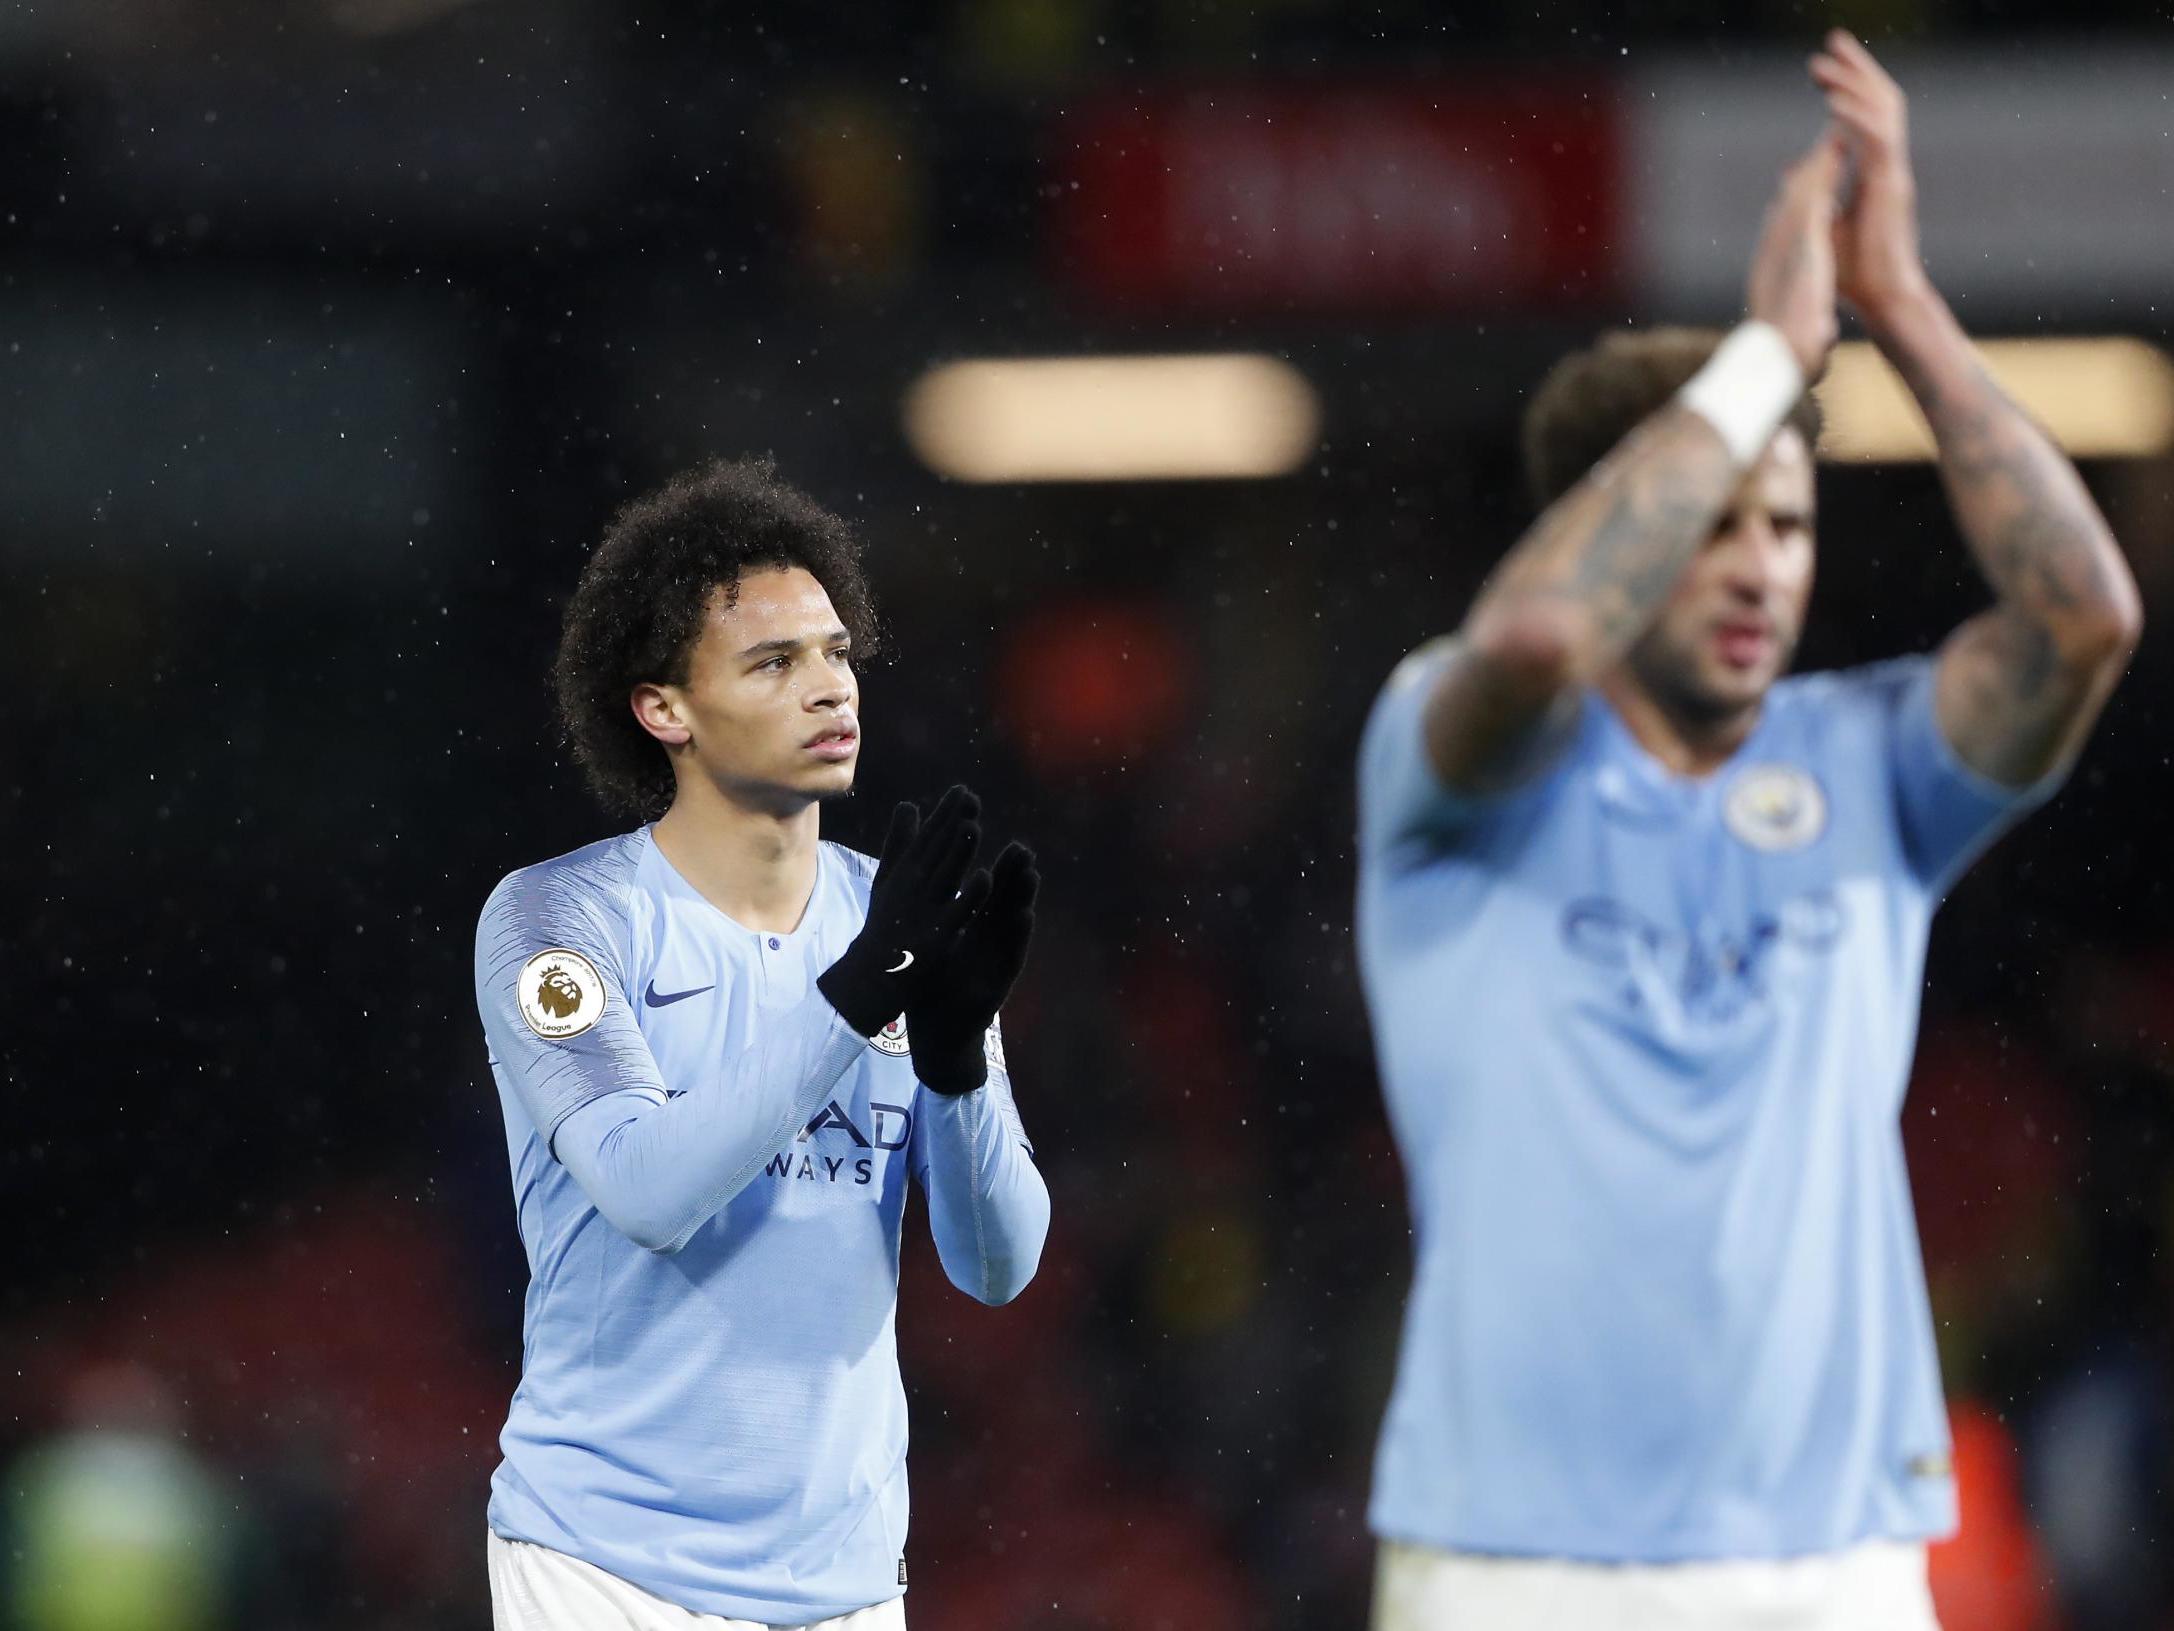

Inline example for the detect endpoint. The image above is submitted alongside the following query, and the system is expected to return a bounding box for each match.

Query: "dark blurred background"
[7,2,2174,1627]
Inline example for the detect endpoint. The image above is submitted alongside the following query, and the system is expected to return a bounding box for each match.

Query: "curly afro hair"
[1522,327,1823,514]
[553,456,881,821]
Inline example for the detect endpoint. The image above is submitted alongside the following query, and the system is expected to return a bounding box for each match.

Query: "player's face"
[667,566,861,807]
[1624,425,1816,725]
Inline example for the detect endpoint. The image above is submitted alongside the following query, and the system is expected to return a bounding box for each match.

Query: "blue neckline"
[1587,683,1785,796]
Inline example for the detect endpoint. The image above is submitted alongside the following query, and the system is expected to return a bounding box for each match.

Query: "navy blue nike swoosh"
[643,981,715,1009]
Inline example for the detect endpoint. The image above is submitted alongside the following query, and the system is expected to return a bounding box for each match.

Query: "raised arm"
[1813,32,2142,787]
[1422,136,1843,794]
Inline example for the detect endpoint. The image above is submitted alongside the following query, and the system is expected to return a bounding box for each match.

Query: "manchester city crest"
[1723,764,1827,852]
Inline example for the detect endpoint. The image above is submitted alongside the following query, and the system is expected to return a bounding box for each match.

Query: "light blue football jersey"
[1355,644,2055,1562]
[474,828,1046,1623]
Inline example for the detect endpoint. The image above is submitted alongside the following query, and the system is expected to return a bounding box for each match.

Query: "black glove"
[907,840,1040,1094]
[818,786,982,1036]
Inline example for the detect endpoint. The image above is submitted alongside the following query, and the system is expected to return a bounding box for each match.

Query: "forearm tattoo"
[1494,407,1740,660]
[1898,347,2126,639]
[1885,324,2137,779]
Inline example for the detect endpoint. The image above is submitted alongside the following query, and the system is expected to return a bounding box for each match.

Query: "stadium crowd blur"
[8,1,2174,1627]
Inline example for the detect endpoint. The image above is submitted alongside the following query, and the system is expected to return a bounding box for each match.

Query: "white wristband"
[1675,321,1805,466]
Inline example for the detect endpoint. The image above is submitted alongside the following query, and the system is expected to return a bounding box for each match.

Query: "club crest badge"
[517,948,607,1040]
[1723,764,1827,853]
[870,1015,912,1056]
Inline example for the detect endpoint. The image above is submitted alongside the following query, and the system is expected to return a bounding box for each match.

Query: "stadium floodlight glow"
[1817,336,2174,462]
[903,353,1321,483]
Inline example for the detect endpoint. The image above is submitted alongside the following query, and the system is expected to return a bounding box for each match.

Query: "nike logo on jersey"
[643,980,715,1009]
[886,951,915,973]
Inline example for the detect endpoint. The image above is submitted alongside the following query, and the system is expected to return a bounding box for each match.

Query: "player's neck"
[1599,671,1761,779]
[652,783,823,935]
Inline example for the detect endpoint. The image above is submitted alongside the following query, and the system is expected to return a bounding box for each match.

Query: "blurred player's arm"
[1420,138,1842,795]
[1428,413,1737,793]
[1900,310,2139,782]
[1813,31,2142,787]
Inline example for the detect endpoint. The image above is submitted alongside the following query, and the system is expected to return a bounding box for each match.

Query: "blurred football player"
[1356,35,2139,1630]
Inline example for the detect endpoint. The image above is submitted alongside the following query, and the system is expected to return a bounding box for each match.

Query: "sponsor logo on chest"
[762,1098,914,1187]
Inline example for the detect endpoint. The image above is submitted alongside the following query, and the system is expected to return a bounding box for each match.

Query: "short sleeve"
[1881,656,2066,892]
[1357,639,1530,861]
[475,861,671,1155]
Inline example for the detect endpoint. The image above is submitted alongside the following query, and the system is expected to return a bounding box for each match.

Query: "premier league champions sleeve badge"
[517,947,608,1040]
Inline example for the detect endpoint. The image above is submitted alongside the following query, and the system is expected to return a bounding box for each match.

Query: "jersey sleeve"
[909,1016,1033,1177]
[910,1016,1048,1305]
[1876,655,2067,892]
[978,1016,1033,1154]
[475,860,668,1154]
[1358,638,1549,863]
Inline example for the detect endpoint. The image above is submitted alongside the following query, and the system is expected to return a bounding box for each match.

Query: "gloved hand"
[907,840,1040,1094]
[818,785,982,1036]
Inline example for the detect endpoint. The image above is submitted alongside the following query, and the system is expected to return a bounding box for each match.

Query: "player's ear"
[631,682,693,747]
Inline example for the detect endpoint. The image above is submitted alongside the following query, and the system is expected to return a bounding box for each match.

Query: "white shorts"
[1372,1536,1941,1631]
[487,1531,908,1631]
